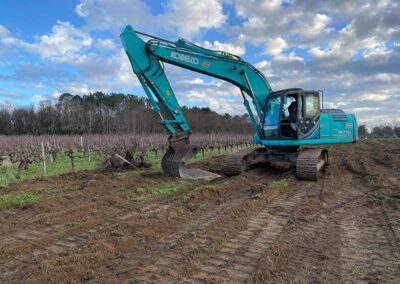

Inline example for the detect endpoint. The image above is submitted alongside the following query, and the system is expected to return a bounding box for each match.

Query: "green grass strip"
[0,192,40,207]
[128,182,186,201]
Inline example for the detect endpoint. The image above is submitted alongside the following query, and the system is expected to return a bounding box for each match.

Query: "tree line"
[358,124,400,138]
[0,92,253,135]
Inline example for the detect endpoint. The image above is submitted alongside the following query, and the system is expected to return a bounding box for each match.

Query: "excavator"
[120,25,358,181]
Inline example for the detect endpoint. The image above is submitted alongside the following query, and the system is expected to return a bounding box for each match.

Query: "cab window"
[264,96,281,138]
[301,93,320,128]
[303,94,319,118]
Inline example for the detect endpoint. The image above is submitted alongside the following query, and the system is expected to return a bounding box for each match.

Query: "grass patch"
[180,190,201,211]
[128,181,187,201]
[0,145,254,188]
[345,266,363,284]
[269,178,291,190]
[0,152,104,187]
[0,192,40,207]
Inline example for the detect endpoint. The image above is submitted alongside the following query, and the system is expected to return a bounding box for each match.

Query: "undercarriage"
[161,138,328,181]
[222,147,328,181]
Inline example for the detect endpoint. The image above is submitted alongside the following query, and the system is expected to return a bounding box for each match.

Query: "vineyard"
[0,133,253,186]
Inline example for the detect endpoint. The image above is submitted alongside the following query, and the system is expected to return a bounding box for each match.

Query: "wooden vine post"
[41,142,46,177]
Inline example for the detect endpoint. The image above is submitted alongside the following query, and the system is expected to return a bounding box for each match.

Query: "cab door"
[263,96,282,139]
[298,91,320,139]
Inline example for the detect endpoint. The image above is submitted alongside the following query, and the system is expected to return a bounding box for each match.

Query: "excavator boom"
[120,26,272,138]
[120,25,272,179]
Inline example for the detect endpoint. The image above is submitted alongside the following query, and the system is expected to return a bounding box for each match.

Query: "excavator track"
[296,148,328,181]
[222,147,328,181]
[222,147,267,176]
[161,144,221,180]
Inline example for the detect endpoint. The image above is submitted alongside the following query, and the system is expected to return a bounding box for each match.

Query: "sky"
[0,0,399,126]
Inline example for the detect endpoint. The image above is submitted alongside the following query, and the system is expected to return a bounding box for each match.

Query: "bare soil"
[0,140,399,283]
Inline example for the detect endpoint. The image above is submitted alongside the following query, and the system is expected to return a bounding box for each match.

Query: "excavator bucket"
[161,143,221,180]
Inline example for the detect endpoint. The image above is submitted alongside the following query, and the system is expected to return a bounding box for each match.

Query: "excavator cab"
[262,89,320,140]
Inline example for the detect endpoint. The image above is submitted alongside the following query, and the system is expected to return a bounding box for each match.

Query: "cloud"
[0,87,24,98]
[222,0,400,125]
[75,0,227,38]
[23,21,92,62]
[1,20,140,94]
[76,0,154,33]
[32,95,47,103]
[181,90,244,114]
[0,25,25,56]
[160,0,226,38]
[8,62,76,82]
[199,40,245,56]
[96,38,116,50]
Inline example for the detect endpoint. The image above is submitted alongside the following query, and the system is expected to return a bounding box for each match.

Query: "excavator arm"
[120,25,273,179]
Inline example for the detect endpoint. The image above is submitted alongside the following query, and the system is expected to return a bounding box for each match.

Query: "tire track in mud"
[0,196,177,280]
[117,175,290,283]
[339,147,400,283]
[2,176,265,282]
[253,170,362,283]
[33,200,176,256]
[111,189,255,280]
[0,176,235,259]
[181,184,309,283]
[248,154,369,283]
[337,147,400,283]
[0,201,172,255]
[0,204,92,250]
[340,206,400,283]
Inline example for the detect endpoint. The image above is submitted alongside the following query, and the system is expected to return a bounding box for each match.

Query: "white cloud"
[161,0,226,38]
[352,107,381,112]
[0,21,139,93]
[0,87,24,98]
[254,60,274,77]
[360,93,391,101]
[75,0,226,38]
[32,95,46,103]
[182,90,243,114]
[115,49,139,87]
[308,47,334,58]
[75,0,154,32]
[51,92,62,99]
[0,25,19,45]
[181,78,205,85]
[35,82,45,89]
[297,14,332,39]
[55,83,92,96]
[200,40,245,56]
[24,21,92,63]
[0,25,24,55]
[265,37,287,57]
[96,38,116,50]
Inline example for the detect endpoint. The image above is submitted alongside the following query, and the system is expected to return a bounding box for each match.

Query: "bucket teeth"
[161,144,220,180]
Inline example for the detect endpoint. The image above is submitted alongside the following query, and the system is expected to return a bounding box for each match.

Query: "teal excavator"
[120,26,358,180]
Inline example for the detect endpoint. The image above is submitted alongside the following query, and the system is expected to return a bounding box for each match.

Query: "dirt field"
[0,139,399,283]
